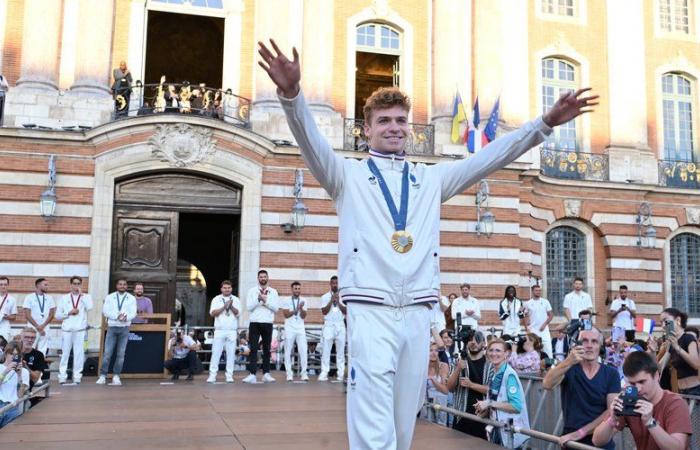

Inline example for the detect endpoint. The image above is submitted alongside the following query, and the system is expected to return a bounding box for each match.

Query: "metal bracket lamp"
[635,202,657,249]
[39,155,57,220]
[281,169,308,233]
[475,180,495,237]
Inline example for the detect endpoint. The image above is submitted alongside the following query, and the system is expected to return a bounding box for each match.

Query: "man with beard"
[242,269,279,384]
[446,330,492,440]
[23,278,56,355]
[319,275,346,381]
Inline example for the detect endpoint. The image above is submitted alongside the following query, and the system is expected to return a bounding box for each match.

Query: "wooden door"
[111,209,178,314]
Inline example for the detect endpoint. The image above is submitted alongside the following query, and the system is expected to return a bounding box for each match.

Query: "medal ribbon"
[71,294,81,310]
[366,159,409,232]
[0,293,7,313]
[37,294,46,315]
[116,293,126,312]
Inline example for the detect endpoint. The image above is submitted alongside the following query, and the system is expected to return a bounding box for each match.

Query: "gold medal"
[391,230,413,253]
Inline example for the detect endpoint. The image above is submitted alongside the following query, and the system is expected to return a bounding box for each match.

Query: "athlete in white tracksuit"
[259,39,596,450]
[282,281,308,382]
[207,280,240,383]
[56,276,93,383]
[319,276,346,381]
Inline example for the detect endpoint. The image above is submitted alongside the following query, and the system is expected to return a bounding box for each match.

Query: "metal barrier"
[424,403,601,449]
[0,381,51,422]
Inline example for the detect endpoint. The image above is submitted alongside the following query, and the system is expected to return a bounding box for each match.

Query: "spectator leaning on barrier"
[421,341,450,426]
[0,341,29,428]
[593,351,692,450]
[446,330,491,440]
[474,338,530,449]
[543,327,620,449]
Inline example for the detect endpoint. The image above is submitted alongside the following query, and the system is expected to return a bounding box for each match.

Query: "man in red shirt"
[593,351,691,450]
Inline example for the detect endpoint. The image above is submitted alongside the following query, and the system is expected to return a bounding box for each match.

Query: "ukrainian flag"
[450,92,467,144]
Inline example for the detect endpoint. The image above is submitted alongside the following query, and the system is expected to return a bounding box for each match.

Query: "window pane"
[663,99,678,158]
[662,75,674,94]
[546,227,586,315]
[542,59,555,79]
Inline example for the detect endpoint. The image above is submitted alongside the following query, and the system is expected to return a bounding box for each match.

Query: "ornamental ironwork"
[343,118,435,155]
[659,159,700,188]
[540,146,608,181]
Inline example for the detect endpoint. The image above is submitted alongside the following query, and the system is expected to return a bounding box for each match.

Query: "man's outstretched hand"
[258,39,301,99]
[543,87,599,128]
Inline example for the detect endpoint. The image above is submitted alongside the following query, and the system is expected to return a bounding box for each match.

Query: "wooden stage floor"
[1,371,500,449]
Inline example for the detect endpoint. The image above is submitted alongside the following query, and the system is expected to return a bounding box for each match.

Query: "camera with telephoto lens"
[454,313,476,358]
[566,317,593,345]
[615,385,641,417]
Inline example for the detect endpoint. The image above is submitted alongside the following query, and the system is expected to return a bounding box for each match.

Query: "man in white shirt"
[563,277,593,322]
[525,285,554,358]
[0,277,18,341]
[434,294,450,334]
[23,278,56,355]
[282,281,308,382]
[319,276,346,382]
[56,276,93,384]
[165,329,199,381]
[207,280,240,383]
[451,283,481,330]
[258,38,595,450]
[608,285,636,342]
[242,270,279,384]
[97,278,136,386]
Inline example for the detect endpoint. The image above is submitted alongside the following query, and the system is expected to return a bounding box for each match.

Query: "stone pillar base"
[605,145,658,184]
[250,100,343,149]
[4,87,114,128]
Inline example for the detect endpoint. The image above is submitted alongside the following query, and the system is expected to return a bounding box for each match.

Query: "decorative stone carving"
[564,199,582,218]
[686,207,700,225]
[371,0,390,18]
[148,124,216,167]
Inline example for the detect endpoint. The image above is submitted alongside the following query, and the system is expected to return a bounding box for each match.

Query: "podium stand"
[98,313,171,378]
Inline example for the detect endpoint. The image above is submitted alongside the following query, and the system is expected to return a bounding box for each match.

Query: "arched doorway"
[110,172,241,325]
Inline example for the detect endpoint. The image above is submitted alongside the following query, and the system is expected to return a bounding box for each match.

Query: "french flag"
[466,97,489,153]
[635,317,655,334]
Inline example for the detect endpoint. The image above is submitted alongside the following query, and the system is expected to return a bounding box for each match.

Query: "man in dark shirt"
[446,331,491,440]
[543,328,620,449]
[20,327,48,406]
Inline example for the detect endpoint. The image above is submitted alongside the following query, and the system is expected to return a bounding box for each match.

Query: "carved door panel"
[111,209,178,314]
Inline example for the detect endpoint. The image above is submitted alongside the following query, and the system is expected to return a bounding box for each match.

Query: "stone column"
[605,0,656,183]
[222,0,245,95]
[0,0,8,75]
[70,0,115,94]
[431,0,472,155]
[302,0,333,110]
[16,0,62,90]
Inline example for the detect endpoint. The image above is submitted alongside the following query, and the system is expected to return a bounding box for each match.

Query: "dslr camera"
[566,317,593,345]
[615,385,641,417]
[454,313,476,358]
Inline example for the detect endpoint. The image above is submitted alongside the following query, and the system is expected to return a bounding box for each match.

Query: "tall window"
[356,23,401,52]
[542,0,575,16]
[660,0,690,33]
[542,58,578,150]
[670,233,700,317]
[354,23,401,118]
[546,226,587,314]
[662,73,695,161]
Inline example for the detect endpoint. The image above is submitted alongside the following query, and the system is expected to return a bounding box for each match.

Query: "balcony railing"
[343,118,435,155]
[540,146,609,181]
[113,82,251,128]
[659,159,700,188]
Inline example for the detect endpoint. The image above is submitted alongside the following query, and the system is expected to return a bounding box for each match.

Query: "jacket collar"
[368,148,407,172]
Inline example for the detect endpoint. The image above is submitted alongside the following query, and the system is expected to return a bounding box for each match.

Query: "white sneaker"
[286,376,293,382]
[301,374,309,382]
[96,376,106,385]
[110,375,122,386]
[206,376,216,384]
[262,373,276,383]
[58,378,67,384]
[226,377,234,383]
[335,376,344,382]
[242,374,257,384]
[318,372,328,381]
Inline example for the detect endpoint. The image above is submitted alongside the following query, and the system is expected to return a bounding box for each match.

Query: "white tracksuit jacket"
[279,92,552,307]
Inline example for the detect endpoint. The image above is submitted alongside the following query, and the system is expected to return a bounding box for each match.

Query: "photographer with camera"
[609,285,636,343]
[543,327,620,449]
[658,308,700,395]
[499,285,525,337]
[164,329,199,381]
[593,351,691,450]
[446,330,491,440]
[563,277,593,322]
[451,283,480,330]
[509,333,544,374]
[0,341,29,428]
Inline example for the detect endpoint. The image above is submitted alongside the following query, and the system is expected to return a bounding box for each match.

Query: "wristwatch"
[646,418,658,429]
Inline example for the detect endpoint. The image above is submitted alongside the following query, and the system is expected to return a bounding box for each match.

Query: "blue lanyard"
[37,294,46,314]
[292,297,299,316]
[116,293,126,311]
[366,159,409,232]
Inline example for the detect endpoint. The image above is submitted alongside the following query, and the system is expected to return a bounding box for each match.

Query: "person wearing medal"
[0,277,18,341]
[207,280,241,383]
[257,39,598,450]
[56,276,93,384]
[23,278,56,355]
[97,278,136,386]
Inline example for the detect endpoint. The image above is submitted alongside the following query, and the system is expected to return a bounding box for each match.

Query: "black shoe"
[171,373,180,381]
[185,374,194,381]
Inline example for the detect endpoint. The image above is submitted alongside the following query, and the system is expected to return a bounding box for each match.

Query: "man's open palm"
[258,39,300,98]
[543,87,599,127]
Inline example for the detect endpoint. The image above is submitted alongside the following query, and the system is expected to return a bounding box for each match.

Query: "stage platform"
[1,371,500,449]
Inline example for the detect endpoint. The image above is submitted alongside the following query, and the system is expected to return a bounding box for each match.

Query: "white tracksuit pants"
[320,323,346,378]
[284,329,308,379]
[347,302,432,450]
[33,328,50,355]
[59,330,85,382]
[209,330,236,380]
